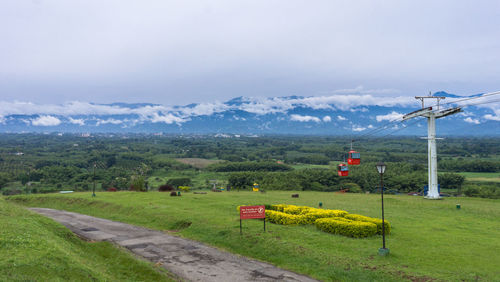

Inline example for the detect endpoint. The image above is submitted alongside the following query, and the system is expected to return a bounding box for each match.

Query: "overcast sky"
[1,0,499,106]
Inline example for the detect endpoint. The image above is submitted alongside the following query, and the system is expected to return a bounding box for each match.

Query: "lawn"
[7,191,500,281]
[458,172,500,183]
[0,197,173,281]
[148,170,229,189]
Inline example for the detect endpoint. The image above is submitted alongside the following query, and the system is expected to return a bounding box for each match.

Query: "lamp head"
[376,162,386,174]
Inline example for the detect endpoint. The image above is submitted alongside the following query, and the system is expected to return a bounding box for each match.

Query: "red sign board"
[240,205,266,219]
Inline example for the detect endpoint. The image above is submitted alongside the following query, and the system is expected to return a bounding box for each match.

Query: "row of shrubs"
[158,184,190,192]
[241,204,390,238]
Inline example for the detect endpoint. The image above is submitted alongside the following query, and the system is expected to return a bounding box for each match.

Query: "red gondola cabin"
[347,150,361,165]
[337,163,349,177]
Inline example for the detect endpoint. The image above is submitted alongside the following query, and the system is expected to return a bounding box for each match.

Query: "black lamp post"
[92,162,96,197]
[376,162,389,255]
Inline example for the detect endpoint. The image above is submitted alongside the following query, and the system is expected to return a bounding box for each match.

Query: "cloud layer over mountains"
[0,92,499,135]
[0,94,416,126]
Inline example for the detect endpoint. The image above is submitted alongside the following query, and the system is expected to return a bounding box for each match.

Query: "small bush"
[129,175,146,192]
[178,186,190,192]
[342,182,362,193]
[158,184,175,192]
[315,218,377,238]
[344,214,391,235]
[107,187,117,192]
[170,191,177,196]
[265,210,310,225]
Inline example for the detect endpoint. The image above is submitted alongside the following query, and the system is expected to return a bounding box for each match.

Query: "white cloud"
[352,125,366,132]
[337,115,347,121]
[458,111,474,117]
[481,106,500,121]
[484,114,500,121]
[68,117,85,126]
[179,102,229,116]
[149,113,187,124]
[31,115,61,126]
[237,97,296,115]
[0,93,418,123]
[350,107,369,112]
[96,118,123,126]
[464,117,481,124]
[290,114,321,123]
[376,111,404,122]
[323,116,332,122]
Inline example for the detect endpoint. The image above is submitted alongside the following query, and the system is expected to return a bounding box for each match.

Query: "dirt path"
[30,208,318,282]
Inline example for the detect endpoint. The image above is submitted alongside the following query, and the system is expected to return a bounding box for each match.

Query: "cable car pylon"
[402,94,462,199]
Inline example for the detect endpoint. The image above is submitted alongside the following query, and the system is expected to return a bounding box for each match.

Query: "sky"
[1,0,499,106]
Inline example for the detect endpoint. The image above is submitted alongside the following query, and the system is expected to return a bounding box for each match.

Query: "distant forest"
[0,134,499,198]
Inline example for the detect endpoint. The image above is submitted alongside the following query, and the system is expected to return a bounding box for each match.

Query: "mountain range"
[0,91,499,136]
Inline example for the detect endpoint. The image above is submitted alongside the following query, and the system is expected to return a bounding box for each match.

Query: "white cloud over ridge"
[464,117,480,124]
[96,118,123,126]
[376,111,404,122]
[0,94,416,120]
[352,125,366,132]
[290,114,321,123]
[31,115,61,126]
[68,117,85,126]
[0,93,498,128]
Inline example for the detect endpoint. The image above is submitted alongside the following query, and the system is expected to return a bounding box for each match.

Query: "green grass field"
[458,172,500,183]
[290,164,332,170]
[7,191,500,281]
[0,197,173,281]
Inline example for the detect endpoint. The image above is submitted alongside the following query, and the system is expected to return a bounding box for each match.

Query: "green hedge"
[344,214,391,235]
[314,218,378,238]
[258,204,391,238]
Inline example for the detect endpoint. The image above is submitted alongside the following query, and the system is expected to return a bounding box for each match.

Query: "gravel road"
[30,208,318,282]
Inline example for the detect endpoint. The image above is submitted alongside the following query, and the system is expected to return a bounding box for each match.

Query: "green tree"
[439,173,466,194]
[130,175,146,192]
[0,172,11,189]
[166,178,191,188]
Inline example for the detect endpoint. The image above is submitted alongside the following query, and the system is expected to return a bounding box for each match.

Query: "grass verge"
[0,197,174,281]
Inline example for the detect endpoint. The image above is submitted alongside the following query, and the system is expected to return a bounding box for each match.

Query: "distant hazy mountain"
[0,91,498,136]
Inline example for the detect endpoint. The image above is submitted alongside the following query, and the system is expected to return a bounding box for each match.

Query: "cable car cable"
[338,90,500,149]
[427,90,500,109]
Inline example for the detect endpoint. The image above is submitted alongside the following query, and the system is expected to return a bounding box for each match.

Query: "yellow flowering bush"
[269,204,288,212]
[315,218,378,238]
[344,214,391,235]
[282,205,313,215]
[303,210,348,223]
[265,210,310,225]
[178,186,190,192]
[239,203,390,238]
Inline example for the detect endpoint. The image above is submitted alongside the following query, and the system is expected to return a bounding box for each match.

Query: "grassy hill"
[7,191,500,281]
[0,197,173,281]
